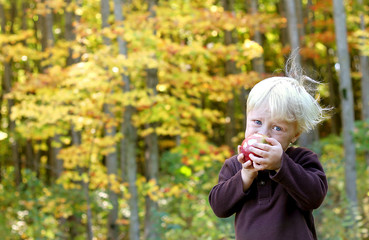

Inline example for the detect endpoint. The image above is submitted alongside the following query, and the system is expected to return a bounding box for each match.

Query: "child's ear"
[291,132,301,144]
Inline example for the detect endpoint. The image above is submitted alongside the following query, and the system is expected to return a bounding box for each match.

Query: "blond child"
[209,56,328,240]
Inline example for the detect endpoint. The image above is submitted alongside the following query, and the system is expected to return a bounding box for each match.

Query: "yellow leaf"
[168,185,181,197]
[0,131,8,141]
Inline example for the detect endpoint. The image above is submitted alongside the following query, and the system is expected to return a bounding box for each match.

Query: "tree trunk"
[144,71,160,240]
[333,0,359,229]
[35,141,42,178]
[4,63,20,185]
[144,0,160,238]
[326,48,341,135]
[54,135,63,178]
[295,0,304,40]
[284,0,300,54]
[114,0,140,239]
[82,173,94,240]
[63,3,84,238]
[284,0,316,147]
[306,0,314,35]
[277,1,288,48]
[248,0,265,74]
[45,4,54,49]
[46,137,53,184]
[25,140,34,170]
[223,0,238,148]
[100,0,120,239]
[40,0,55,52]
[246,0,264,127]
[39,0,61,182]
[21,0,28,31]
[65,0,77,65]
[121,106,139,240]
[358,0,369,120]
[0,3,3,134]
[0,2,22,186]
[358,0,369,166]
[360,58,369,122]
[144,1,160,237]
[105,124,119,240]
[20,0,35,175]
[46,136,62,183]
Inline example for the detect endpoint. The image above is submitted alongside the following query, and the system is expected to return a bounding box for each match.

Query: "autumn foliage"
[0,0,369,239]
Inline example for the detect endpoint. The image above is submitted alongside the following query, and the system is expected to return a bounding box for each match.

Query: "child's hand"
[237,145,256,169]
[248,137,283,172]
[237,145,258,191]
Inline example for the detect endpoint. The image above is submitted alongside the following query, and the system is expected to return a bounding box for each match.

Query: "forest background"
[0,0,369,239]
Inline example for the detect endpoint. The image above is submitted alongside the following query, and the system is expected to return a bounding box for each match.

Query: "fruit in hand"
[239,133,268,164]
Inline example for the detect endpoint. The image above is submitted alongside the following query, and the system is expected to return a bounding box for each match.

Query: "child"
[208,55,328,240]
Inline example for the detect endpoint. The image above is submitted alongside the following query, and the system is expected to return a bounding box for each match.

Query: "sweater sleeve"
[270,147,328,211]
[208,156,251,218]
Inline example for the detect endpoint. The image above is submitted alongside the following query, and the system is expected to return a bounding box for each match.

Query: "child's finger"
[242,160,253,168]
[252,143,268,151]
[252,161,264,170]
[237,153,244,163]
[249,146,264,157]
[265,137,279,146]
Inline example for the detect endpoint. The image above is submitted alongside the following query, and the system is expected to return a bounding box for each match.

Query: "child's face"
[245,107,300,151]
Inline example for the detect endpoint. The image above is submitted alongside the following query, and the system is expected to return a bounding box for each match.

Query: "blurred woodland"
[0,0,369,239]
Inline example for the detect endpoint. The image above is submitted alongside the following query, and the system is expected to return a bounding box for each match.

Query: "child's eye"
[273,126,282,131]
[254,120,262,125]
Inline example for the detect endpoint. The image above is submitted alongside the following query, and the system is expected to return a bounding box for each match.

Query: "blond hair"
[247,54,326,133]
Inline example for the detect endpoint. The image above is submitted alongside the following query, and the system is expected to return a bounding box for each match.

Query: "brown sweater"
[209,147,327,240]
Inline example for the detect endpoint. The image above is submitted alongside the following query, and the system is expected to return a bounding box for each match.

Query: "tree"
[223,0,239,149]
[65,0,81,66]
[326,48,342,135]
[144,0,160,239]
[2,0,369,239]
[0,2,7,184]
[285,0,320,147]
[115,0,140,239]
[357,0,369,166]
[285,0,309,145]
[63,1,84,238]
[284,0,300,57]
[0,1,21,186]
[246,0,265,130]
[332,0,359,229]
[248,0,265,74]
[100,0,120,238]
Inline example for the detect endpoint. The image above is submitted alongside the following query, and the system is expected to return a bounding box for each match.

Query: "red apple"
[239,133,268,164]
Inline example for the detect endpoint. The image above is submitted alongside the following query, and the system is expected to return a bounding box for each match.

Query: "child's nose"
[258,128,269,137]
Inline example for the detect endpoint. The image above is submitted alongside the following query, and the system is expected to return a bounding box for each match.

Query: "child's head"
[247,62,326,135]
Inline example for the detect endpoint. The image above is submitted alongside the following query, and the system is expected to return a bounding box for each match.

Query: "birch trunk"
[284,0,318,147]
[284,0,300,55]
[333,0,359,229]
